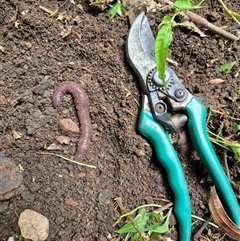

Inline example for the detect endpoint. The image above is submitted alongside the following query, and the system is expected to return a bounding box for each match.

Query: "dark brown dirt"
[0,0,240,240]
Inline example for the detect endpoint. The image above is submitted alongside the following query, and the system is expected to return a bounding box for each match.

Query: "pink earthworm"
[52,81,92,160]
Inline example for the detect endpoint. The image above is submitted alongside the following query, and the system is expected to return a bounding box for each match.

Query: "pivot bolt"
[174,89,185,98]
[155,103,165,113]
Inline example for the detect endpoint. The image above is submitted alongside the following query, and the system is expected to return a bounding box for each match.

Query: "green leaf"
[233,125,240,131]
[131,233,140,241]
[151,219,169,233]
[115,209,149,234]
[231,145,240,162]
[217,61,236,74]
[237,90,240,95]
[174,0,195,9]
[150,212,165,224]
[161,15,172,25]
[109,0,123,20]
[155,16,173,87]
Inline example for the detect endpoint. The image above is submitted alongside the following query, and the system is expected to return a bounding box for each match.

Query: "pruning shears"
[126,12,240,241]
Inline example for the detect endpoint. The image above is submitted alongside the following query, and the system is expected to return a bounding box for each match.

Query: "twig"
[37,152,96,169]
[9,5,19,23]
[39,5,56,15]
[224,25,240,32]
[223,150,230,179]
[193,215,212,240]
[153,202,174,214]
[125,109,137,117]
[185,11,239,41]
[166,0,238,40]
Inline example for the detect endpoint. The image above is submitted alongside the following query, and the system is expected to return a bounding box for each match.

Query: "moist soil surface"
[0,0,240,240]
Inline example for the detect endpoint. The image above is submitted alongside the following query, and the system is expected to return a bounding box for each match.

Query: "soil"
[0,0,240,240]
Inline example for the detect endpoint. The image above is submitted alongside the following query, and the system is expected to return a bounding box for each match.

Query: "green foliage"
[109,0,123,20]
[217,61,236,74]
[155,0,204,87]
[115,208,170,240]
[173,0,195,9]
[155,16,173,87]
[237,90,240,95]
[233,125,240,131]
[208,129,240,162]
[218,0,240,24]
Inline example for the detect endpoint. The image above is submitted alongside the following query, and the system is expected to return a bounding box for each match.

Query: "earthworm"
[52,81,92,160]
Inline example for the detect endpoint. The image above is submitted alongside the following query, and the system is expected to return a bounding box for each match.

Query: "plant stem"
[218,0,240,24]
[115,197,149,241]
[115,203,163,224]
[37,152,96,168]
[192,215,219,229]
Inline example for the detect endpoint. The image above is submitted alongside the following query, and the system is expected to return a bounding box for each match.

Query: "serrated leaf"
[155,17,173,87]
[109,0,123,20]
[174,0,195,9]
[217,61,236,74]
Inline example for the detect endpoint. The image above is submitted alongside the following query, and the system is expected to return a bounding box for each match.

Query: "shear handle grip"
[139,108,191,241]
[184,97,240,226]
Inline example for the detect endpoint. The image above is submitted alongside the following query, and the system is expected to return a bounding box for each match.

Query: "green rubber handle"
[139,109,192,241]
[184,97,240,226]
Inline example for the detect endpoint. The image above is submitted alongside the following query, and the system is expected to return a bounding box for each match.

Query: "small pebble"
[59,118,80,133]
[18,209,49,241]
[21,190,35,203]
[44,107,55,115]
[98,190,112,205]
[26,109,46,135]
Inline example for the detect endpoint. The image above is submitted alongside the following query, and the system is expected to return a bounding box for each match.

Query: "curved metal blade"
[126,12,156,94]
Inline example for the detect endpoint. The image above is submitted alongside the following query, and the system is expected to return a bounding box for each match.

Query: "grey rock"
[21,190,35,203]
[26,109,46,135]
[98,190,112,205]
[44,107,54,115]
[0,201,9,214]
[43,90,51,98]
[0,154,24,201]
[32,79,53,95]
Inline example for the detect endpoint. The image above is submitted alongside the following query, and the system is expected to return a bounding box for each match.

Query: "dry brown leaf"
[65,197,79,207]
[0,46,5,53]
[209,186,240,240]
[60,26,72,38]
[181,20,207,38]
[56,135,71,145]
[47,142,64,150]
[208,78,225,84]
[12,130,22,140]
